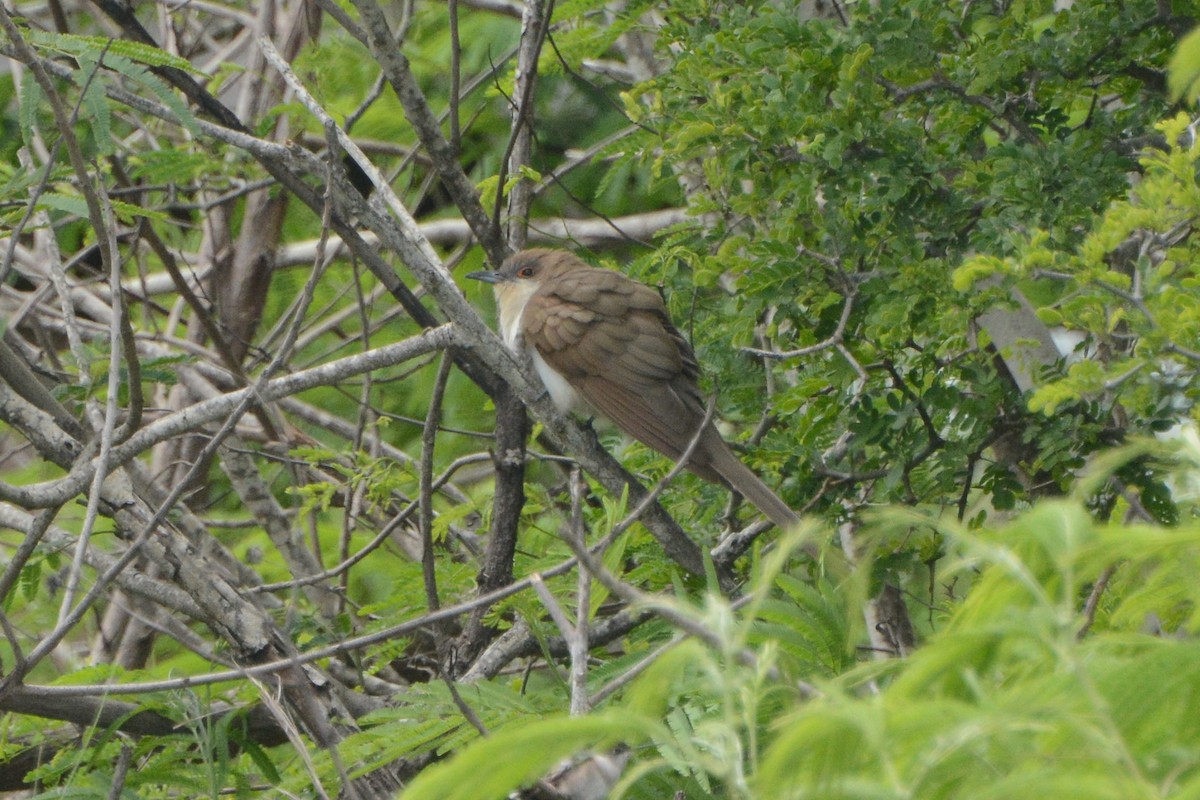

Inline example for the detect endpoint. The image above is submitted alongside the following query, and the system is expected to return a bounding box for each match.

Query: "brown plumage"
[468,248,799,531]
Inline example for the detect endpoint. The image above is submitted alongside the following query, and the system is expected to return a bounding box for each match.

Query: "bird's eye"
[517,266,534,278]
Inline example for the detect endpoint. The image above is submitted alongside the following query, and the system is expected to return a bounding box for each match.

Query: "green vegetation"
[0,0,1198,797]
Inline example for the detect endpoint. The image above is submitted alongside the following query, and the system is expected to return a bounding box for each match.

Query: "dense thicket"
[1,1,1199,797]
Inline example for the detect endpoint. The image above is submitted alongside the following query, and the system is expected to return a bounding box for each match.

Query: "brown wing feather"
[522,266,716,473]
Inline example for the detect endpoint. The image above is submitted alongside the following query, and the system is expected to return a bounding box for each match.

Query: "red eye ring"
[518,266,534,278]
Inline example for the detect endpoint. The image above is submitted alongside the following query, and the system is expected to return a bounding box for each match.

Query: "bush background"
[1,0,1200,797]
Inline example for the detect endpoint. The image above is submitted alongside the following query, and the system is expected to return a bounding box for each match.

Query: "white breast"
[530,348,582,413]
[495,285,581,413]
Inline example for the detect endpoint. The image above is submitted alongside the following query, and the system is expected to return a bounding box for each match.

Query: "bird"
[467,248,799,531]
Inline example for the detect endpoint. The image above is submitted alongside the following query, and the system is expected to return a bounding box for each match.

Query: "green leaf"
[1169,26,1200,102]
[18,69,41,147]
[80,70,114,156]
[400,713,654,800]
[26,29,197,73]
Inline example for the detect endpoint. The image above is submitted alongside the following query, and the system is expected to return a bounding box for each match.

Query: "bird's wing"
[522,268,710,463]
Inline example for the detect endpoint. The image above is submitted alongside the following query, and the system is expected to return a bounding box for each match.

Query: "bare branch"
[569,468,591,716]
[3,25,708,576]
[742,287,856,360]
[420,354,454,615]
[2,326,454,511]
[343,0,509,265]
[271,208,692,267]
[500,0,552,247]
[220,441,342,615]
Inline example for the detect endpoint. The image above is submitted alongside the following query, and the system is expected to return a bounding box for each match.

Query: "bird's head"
[466,249,587,340]
[466,248,585,287]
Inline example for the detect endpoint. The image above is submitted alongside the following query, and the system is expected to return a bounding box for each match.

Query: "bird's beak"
[466,270,504,284]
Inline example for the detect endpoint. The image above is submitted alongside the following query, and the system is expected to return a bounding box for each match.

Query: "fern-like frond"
[26,30,196,73]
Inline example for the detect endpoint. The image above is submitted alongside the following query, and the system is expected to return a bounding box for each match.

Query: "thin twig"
[442,673,490,736]
[448,0,462,157]
[589,634,685,707]
[570,467,591,716]
[420,354,455,614]
[741,287,855,359]
[1,328,455,511]
[1077,564,1117,640]
[57,172,126,626]
[251,501,416,593]
[498,0,553,247]
[105,742,133,800]
[559,522,759,670]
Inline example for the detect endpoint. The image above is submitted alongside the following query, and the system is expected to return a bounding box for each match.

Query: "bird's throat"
[494,282,539,349]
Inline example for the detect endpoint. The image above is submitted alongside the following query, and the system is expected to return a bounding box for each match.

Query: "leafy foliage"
[961,112,1200,434]
[2,0,1199,797]
[390,444,1200,798]
[635,0,1189,521]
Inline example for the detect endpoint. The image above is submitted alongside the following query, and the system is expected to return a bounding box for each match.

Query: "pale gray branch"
[1,326,455,511]
[0,504,205,621]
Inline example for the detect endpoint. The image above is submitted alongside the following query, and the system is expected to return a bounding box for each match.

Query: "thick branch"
[5,38,706,575]
[346,0,509,265]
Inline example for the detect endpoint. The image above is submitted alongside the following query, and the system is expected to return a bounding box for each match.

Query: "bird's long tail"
[700,433,799,531]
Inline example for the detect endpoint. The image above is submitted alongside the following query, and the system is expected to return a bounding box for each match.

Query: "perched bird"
[468,248,799,530]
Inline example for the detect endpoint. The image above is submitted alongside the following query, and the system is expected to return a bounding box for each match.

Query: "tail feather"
[696,432,799,531]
